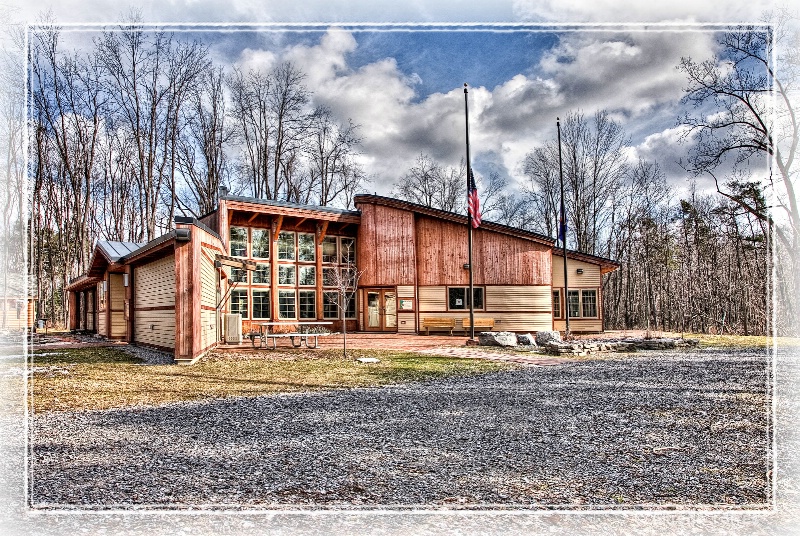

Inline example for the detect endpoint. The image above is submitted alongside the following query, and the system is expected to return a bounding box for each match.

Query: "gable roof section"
[97,240,147,262]
[553,248,621,274]
[221,194,361,223]
[353,194,556,247]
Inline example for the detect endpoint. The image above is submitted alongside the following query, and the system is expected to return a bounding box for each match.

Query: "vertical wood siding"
[415,216,551,286]
[357,204,416,286]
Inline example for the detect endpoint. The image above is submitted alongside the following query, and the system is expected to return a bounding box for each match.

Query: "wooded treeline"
[29,22,368,326]
[25,19,796,336]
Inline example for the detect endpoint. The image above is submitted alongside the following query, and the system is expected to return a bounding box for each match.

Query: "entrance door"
[365,289,397,332]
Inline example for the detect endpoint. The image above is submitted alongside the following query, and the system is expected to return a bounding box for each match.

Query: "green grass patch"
[29,347,509,413]
[688,333,797,350]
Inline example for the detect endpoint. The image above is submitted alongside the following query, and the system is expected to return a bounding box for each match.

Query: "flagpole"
[557,117,570,337]
[464,83,475,343]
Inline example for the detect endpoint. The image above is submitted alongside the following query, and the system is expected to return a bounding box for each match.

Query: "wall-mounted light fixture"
[102,280,108,292]
[463,263,471,270]
[576,268,584,274]
[123,274,129,287]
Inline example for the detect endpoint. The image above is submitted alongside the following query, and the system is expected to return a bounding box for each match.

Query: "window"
[252,263,270,284]
[230,227,247,257]
[323,267,338,287]
[552,290,562,319]
[231,289,248,319]
[278,290,296,319]
[340,237,356,264]
[323,291,355,319]
[447,287,484,310]
[277,231,295,260]
[567,290,580,318]
[299,291,316,319]
[582,290,598,318]
[251,229,270,259]
[278,265,295,285]
[298,233,315,262]
[298,266,316,286]
[230,266,247,284]
[323,291,339,319]
[322,236,337,263]
[252,290,270,319]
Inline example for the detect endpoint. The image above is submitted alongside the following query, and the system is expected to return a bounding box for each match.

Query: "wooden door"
[364,288,397,332]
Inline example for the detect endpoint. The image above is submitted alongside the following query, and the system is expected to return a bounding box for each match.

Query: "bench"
[461,317,495,332]
[421,317,455,335]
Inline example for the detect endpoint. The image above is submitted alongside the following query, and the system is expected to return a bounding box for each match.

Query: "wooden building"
[66,193,618,364]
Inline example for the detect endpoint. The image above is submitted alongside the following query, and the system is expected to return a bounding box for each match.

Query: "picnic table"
[250,321,334,350]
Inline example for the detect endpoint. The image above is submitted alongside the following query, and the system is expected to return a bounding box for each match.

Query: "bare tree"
[176,66,231,216]
[678,12,798,330]
[393,154,464,211]
[327,243,364,359]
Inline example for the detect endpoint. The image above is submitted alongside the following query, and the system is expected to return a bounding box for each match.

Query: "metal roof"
[97,241,147,262]
[221,194,361,218]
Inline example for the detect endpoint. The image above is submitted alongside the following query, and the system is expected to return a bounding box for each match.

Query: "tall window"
[278,290,296,319]
[252,290,270,319]
[323,267,338,287]
[230,227,247,257]
[322,236,337,263]
[231,289,248,319]
[298,233,315,262]
[299,291,316,319]
[448,287,484,310]
[323,292,339,319]
[567,290,580,318]
[340,237,356,264]
[230,267,247,283]
[278,265,296,285]
[252,263,270,284]
[277,232,295,260]
[553,290,561,319]
[298,266,316,286]
[251,229,270,259]
[581,290,598,317]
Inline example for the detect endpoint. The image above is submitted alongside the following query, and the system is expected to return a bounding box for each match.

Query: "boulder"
[535,330,562,346]
[479,331,517,347]
[516,333,536,346]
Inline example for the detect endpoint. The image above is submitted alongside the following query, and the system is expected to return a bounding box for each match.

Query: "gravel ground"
[28,348,771,509]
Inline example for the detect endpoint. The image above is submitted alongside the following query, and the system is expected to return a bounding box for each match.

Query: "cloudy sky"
[8,0,780,198]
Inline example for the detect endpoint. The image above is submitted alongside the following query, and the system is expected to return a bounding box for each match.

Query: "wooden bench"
[462,317,495,332]
[421,317,456,335]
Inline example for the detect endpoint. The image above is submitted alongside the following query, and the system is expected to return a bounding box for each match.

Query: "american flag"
[467,169,481,228]
[558,200,567,245]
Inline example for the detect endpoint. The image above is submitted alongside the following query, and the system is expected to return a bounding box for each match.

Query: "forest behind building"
[6,17,798,336]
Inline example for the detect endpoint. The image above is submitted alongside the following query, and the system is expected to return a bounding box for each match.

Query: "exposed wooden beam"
[316,221,329,245]
[295,217,308,229]
[228,209,234,226]
[247,212,260,223]
[271,215,284,237]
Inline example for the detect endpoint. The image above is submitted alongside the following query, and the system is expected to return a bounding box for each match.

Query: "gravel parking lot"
[29,348,771,509]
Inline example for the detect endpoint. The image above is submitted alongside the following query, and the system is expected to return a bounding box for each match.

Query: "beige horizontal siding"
[554,318,602,333]
[485,285,551,311]
[135,255,176,309]
[397,312,416,333]
[109,274,125,310]
[97,310,107,336]
[418,286,446,312]
[110,311,126,338]
[134,309,176,349]
[200,309,216,349]
[200,253,217,308]
[419,311,552,333]
[552,255,602,288]
[396,285,415,298]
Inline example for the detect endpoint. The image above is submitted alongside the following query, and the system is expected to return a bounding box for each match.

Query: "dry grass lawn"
[29,347,510,413]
